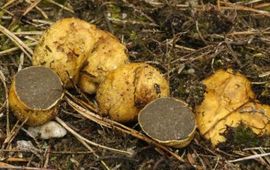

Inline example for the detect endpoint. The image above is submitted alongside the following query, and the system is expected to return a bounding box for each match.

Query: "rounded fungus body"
[9,66,63,126]
[32,18,97,87]
[79,29,129,94]
[196,69,270,146]
[96,63,170,123]
[138,97,196,148]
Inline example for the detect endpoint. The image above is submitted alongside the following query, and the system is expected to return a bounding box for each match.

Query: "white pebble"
[28,121,67,139]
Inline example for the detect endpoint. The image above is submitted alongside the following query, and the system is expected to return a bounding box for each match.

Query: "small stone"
[16,140,37,151]
[187,68,195,74]
[28,121,67,139]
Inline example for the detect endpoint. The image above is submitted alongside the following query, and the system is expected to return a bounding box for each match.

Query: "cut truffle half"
[9,66,64,126]
[138,97,196,148]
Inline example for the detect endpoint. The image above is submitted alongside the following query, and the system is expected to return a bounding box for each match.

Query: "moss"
[130,31,138,41]
[222,123,268,147]
[107,4,122,19]
[231,125,260,146]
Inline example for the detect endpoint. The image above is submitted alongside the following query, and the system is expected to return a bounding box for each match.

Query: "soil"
[0,0,270,169]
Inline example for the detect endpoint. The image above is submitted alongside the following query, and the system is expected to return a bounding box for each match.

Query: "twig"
[2,119,28,149]
[258,148,270,166]
[65,96,186,162]
[72,131,110,170]
[107,18,158,27]
[2,0,16,9]
[0,24,33,59]
[0,42,37,57]
[18,53,24,72]
[31,19,53,26]
[122,0,157,24]
[167,38,195,52]
[65,91,98,113]
[35,6,49,19]
[228,152,270,163]
[46,0,74,13]
[0,31,43,36]
[0,165,55,170]
[250,150,269,167]
[254,3,270,9]
[228,31,270,36]
[221,2,270,17]
[55,117,110,170]
[0,71,9,136]
[0,9,13,17]
[55,117,133,156]
[213,156,220,170]
[192,146,207,169]
[259,71,270,78]
[43,146,50,168]
[217,0,221,11]
[225,41,242,67]
[0,149,95,154]
[23,0,42,17]
[244,147,270,151]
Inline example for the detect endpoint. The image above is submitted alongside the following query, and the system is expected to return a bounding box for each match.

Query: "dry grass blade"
[0,31,43,36]
[107,18,158,27]
[2,119,28,149]
[65,96,185,163]
[65,91,98,113]
[46,0,74,13]
[221,1,270,17]
[23,0,42,16]
[0,24,33,59]
[0,165,55,170]
[244,147,270,151]
[0,42,37,57]
[2,0,16,9]
[0,70,9,135]
[55,117,133,156]
[56,117,110,170]
[229,152,270,163]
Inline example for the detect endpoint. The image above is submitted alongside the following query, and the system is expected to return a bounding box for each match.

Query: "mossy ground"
[0,0,270,169]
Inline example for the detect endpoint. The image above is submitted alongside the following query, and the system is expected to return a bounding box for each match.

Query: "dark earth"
[1,0,270,169]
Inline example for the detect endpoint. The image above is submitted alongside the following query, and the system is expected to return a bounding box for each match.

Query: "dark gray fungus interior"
[139,97,195,141]
[15,67,63,109]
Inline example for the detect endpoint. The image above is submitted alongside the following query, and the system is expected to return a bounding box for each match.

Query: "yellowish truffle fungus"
[9,66,63,126]
[138,97,196,148]
[32,18,97,87]
[96,63,170,123]
[79,29,129,94]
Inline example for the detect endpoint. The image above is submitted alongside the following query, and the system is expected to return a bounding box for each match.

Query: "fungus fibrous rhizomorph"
[9,66,63,126]
[138,97,196,148]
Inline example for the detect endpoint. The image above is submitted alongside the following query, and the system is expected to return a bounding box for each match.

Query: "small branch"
[229,152,270,163]
[107,18,158,27]
[46,0,74,13]
[0,42,37,57]
[23,0,42,17]
[0,71,9,136]
[66,96,185,163]
[56,116,110,169]
[0,24,33,59]
[55,117,133,156]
